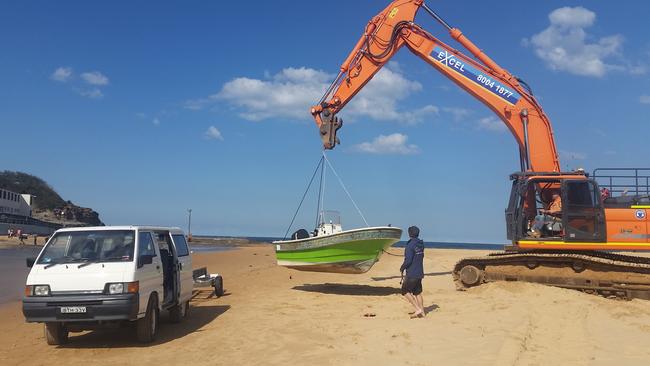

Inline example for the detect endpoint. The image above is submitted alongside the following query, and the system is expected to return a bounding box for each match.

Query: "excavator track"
[453,250,650,300]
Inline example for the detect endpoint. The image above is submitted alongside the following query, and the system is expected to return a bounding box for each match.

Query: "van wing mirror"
[137,255,154,268]
[26,257,36,268]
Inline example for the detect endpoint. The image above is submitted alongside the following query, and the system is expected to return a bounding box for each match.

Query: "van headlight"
[25,285,50,297]
[108,283,124,294]
[105,281,139,294]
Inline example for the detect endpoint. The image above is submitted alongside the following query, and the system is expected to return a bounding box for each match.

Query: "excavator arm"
[311,0,560,173]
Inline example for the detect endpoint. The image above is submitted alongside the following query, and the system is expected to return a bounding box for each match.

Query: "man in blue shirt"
[400,226,425,318]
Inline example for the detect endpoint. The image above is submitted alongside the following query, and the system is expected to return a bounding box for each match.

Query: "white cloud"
[184,97,217,111]
[524,7,626,77]
[560,150,588,160]
[204,126,223,141]
[51,68,109,99]
[213,67,329,121]
[152,118,160,126]
[343,62,438,124]
[477,116,507,132]
[351,133,419,155]
[548,6,595,28]
[78,88,103,99]
[442,107,472,121]
[51,67,72,82]
[640,95,650,104]
[81,71,109,86]
[200,62,437,123]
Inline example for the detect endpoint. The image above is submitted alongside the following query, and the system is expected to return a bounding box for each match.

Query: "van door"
[135,231,163,315]
[562,180,606,242]
[171,233,193,303]
[154,231,178,307]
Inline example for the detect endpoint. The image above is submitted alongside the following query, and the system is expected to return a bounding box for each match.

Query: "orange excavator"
[310,0,650,299]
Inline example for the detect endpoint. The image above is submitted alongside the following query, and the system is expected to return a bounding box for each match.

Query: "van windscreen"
[38,230,136,265]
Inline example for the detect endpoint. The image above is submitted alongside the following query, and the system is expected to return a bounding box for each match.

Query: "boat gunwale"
[272,226,402,245]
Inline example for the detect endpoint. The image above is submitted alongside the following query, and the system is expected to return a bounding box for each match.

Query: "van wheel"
[169,300,189,323]
[214,276,224,297]
[136,295,159,343]
[45,322,68,345]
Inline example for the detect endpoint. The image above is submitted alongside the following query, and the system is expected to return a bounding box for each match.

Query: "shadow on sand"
[371,271,452,282]
[59,304,230,348]
[293,283,401,296]
[424,304,440,313]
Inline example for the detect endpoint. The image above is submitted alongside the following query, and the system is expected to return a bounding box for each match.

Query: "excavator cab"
[506,172,606,244]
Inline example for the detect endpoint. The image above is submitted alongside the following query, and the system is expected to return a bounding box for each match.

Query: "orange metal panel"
[605,208,648,243]
[518,240,650,251]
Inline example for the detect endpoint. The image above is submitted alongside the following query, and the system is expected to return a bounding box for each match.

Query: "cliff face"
[0,171,104,226]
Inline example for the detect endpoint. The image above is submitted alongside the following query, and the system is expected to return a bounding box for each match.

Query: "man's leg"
[403,292,419,312]
[406,293,423,317]
[401,278,419,313]
[415,294,424,314]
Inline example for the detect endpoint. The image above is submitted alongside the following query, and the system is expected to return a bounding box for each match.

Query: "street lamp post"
[187,208,193,242]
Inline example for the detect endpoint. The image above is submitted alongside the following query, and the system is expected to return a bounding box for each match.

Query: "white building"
[0,188,33,217]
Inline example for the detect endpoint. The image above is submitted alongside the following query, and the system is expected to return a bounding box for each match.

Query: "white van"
[22,226,194,345]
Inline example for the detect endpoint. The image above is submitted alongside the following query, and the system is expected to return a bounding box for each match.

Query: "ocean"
[197,236,506,251]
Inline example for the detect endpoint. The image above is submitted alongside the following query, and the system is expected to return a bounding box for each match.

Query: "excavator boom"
[311,0,560,172]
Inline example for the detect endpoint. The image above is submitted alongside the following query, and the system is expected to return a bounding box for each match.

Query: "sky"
[1,1,649,243]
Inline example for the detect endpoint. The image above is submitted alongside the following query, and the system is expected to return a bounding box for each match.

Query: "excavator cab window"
[505,180,525,241]
[506,179,559,241]
[507,177,569,241]
[561,180,606,242]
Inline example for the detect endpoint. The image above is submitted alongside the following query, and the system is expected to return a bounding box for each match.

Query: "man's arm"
[400,241,414,273]
[547,199,562,215]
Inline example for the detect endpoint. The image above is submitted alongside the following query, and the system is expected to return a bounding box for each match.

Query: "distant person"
[601,188,611,201]
[17,229,24,245]
[400,226,425,318]
[529,192,562,237]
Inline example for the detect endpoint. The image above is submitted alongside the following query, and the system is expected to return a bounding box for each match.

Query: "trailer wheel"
[136,294,159,343]
[214,275,224,297]
[44,322,68,345]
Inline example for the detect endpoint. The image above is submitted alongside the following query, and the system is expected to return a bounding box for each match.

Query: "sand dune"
[1,246,650,365]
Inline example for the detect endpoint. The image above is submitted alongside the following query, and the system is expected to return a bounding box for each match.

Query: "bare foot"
[410,311,424,319]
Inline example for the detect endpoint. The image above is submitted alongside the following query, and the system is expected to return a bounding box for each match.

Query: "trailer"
[192,267,224,297]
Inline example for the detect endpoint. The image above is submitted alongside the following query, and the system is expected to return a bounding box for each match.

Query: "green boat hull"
[274,227,402,274]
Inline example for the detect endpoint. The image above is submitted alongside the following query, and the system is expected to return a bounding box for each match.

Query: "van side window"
[172,235,190,257]
[138,232,157,257]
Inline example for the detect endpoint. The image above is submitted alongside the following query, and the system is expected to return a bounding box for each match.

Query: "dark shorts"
[401,277,423,295]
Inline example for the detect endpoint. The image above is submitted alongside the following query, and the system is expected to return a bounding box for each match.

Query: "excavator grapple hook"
[319,109,343,150]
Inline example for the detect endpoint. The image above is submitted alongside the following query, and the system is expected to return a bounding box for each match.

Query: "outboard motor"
[291,229,310,240]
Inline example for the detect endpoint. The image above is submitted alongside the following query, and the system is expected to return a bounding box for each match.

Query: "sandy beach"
[1,244,650,366]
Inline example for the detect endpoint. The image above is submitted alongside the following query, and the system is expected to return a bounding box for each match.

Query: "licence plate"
[60,306,87,314]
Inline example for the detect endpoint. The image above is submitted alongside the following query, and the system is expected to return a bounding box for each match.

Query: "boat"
[274,211,402,274]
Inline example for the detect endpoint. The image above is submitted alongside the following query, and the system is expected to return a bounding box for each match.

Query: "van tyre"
[137,295,159,343]
[44,322,68,345]
[169,300,190,323]
[214,275,224,297]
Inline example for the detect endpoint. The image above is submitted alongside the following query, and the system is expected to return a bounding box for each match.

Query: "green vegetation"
[0,171,66,209]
